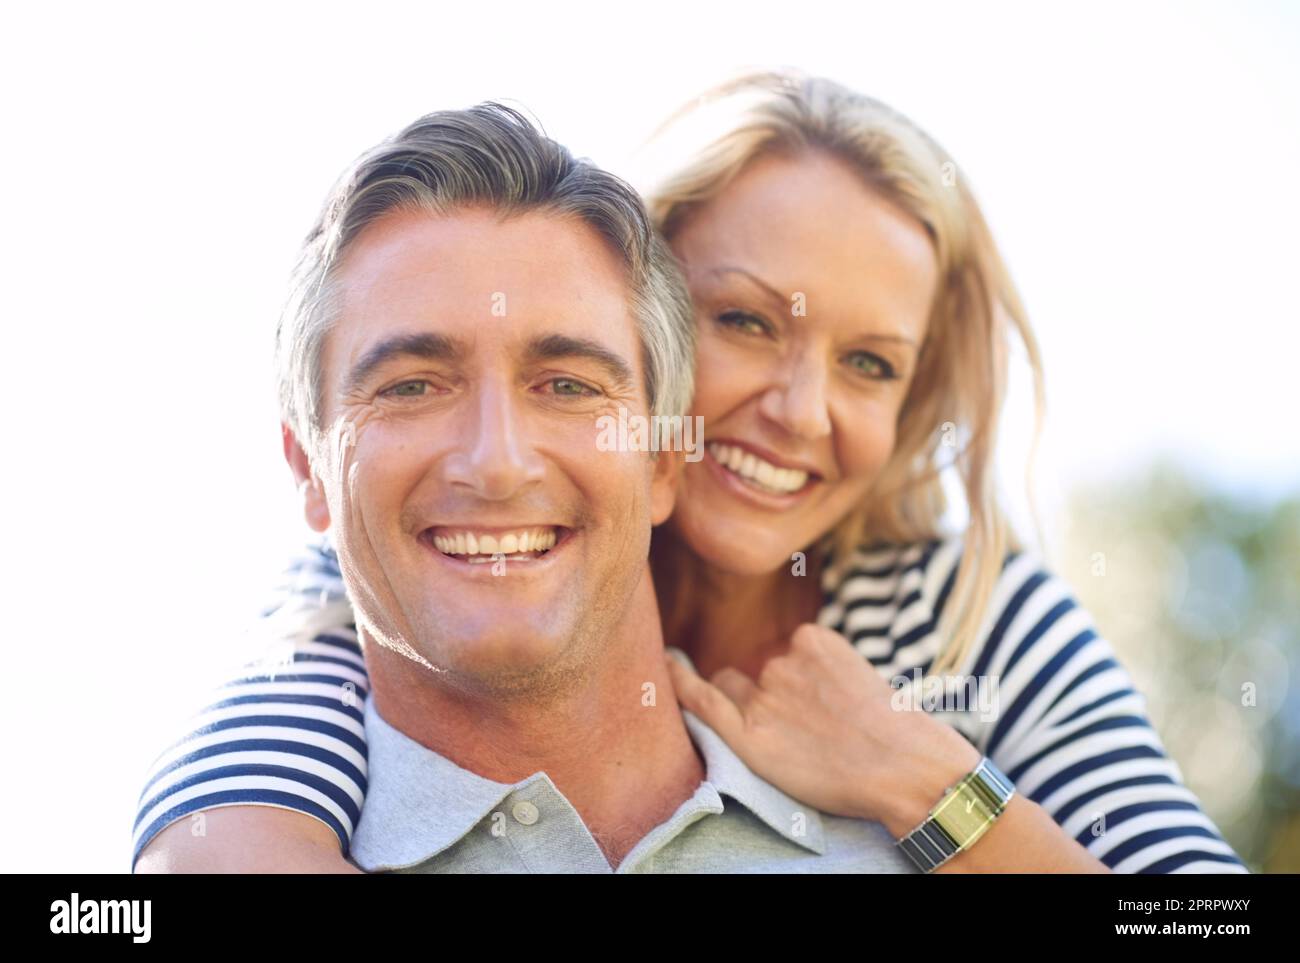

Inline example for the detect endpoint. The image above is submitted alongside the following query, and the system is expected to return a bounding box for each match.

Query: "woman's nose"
[759,349,833,440]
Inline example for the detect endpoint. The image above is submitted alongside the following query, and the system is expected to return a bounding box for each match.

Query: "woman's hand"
[665,622,983,837]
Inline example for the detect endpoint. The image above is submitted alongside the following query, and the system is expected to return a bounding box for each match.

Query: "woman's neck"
[651,525,826,681]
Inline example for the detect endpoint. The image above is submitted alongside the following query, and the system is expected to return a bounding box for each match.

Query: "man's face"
[297,206,677,696]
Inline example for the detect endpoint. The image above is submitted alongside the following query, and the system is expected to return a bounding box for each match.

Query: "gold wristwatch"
[895,756,1015,873]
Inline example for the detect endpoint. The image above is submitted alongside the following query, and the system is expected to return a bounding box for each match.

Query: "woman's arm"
[665,542,1250,873]
[667,627,1109,871]
[135,805,362,873]
[132,536,371,873]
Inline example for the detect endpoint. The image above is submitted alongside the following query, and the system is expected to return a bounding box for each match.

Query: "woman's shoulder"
[819,533,961,594]
[261,533,345,612]
[816,530,1064,673]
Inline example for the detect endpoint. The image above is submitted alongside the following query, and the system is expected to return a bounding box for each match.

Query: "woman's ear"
[281,422,331,533]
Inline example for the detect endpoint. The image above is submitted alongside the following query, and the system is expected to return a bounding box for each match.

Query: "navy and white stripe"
[132,533,1249,872]
[817,535,1248,873]
[132,539,367,870]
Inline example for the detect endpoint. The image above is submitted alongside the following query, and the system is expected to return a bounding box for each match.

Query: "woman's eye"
[845,352,897,380]
[717,310,770,336]
[545,377,600,397]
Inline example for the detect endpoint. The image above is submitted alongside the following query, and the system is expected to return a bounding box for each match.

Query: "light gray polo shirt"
[350,654,919,874]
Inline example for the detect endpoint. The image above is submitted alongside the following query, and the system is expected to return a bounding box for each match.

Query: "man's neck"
[361,564,706,870]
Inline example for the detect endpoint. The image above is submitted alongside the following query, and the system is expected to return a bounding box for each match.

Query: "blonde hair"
[638,69,1047,675]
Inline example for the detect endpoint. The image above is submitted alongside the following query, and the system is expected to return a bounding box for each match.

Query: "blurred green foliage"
[1057,458,1300,872]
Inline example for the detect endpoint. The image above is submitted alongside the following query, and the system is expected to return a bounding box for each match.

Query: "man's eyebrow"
[345,331,468,393]
[713,264,918,348]
[524,333,635,391]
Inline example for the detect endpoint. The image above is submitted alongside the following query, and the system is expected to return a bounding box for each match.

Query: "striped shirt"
[131,533,1250,873]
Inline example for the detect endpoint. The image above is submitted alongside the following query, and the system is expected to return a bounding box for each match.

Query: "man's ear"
[281,422,331,533]
[649,445,685,527]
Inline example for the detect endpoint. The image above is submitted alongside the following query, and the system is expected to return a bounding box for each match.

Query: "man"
[142,103,916,872]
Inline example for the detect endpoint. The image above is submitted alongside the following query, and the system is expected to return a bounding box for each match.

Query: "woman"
[133,71,1248,873]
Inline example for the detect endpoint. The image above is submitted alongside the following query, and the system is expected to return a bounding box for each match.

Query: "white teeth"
[706,442,811,494]
[433,527,559,558]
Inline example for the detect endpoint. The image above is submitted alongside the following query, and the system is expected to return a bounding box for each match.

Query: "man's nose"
[758,346,833,440]
[444,381,545,499]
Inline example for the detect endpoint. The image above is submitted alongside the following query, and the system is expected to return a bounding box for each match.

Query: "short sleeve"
[131,535,369,871]
[958,545,1249,873]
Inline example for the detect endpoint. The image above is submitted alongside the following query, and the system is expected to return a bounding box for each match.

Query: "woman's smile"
[701,438,822,509]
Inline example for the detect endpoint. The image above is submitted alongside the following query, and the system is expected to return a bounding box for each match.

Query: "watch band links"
[896,755,1015,873]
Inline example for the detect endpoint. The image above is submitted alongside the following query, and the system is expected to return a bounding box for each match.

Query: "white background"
[1,0,1296,872]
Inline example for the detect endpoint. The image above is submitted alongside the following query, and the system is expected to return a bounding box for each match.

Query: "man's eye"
[546,377,600,397]
[845,352,897,380]
[717,310,770,336]
[382,380,430,398]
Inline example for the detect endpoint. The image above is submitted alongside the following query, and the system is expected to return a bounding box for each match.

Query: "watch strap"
[896,755,1015,873]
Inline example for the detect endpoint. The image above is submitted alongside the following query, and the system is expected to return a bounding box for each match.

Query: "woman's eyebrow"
[709,265,788,306]
[855,332,918,347]
[711,265,919,348]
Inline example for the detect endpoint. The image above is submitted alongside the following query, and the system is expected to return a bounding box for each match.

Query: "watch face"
[934,791,996,840]
[933,767,1009,841]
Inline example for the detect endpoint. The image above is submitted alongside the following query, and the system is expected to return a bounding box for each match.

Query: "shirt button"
[512,801,540,826]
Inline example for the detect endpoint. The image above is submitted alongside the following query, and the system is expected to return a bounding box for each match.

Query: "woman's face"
[667,147,939,575]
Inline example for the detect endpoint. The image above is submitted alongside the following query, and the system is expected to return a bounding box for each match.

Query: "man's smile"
[430,525,560,559]
[417,524,578,574]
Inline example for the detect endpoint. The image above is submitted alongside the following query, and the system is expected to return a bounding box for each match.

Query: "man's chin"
[408,616,587,688]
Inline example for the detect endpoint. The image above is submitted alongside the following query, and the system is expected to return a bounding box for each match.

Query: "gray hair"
[276,102,695,455]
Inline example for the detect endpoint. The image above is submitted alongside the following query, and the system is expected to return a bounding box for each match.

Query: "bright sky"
[2,0,1296,872]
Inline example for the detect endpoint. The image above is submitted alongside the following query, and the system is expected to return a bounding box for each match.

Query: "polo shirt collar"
[669,647,826,855]
[351,694,518,871]
[351,656,826,872]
